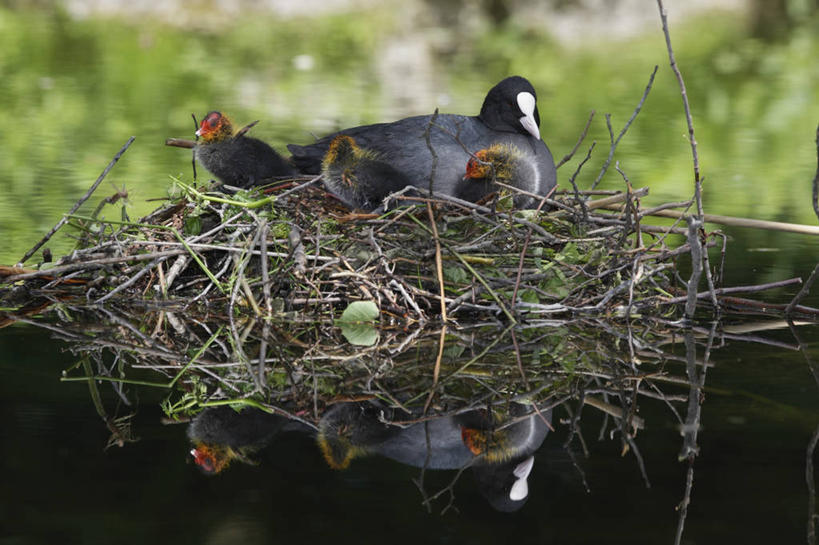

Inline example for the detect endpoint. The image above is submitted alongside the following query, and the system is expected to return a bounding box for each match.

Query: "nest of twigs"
[0,174,695,325]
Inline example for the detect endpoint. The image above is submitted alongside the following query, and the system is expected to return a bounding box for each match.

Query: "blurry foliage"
[0,5,817,285]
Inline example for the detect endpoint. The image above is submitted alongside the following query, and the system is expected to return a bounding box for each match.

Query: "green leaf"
[555,242,581,264]
[519,289,540,304]
[336,301,379,346]
[443,265,468,284]
[184,215,202,236]
[337,300,379,322]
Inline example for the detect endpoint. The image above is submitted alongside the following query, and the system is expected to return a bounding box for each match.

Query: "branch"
[18,136,136,265]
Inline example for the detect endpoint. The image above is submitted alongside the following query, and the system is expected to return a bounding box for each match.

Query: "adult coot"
[317,400,551,511]
[321,135,413,211]
[287,76,556,205]
[195,111,295,188]
[459,143,542,208]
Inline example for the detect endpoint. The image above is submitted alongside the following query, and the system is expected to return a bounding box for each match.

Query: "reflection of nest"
[34,305,709,463]
[8,296,817,513]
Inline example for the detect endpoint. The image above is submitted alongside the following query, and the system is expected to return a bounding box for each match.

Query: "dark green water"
[1,4,818,544]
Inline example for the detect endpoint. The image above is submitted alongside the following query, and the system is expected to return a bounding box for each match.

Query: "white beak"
[509,455,535,501]
[517,91,540,140]
[195,128,202,137]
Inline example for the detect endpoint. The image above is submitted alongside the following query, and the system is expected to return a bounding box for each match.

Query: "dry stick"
[684,217,704,319]
[568,142,597,221]
[426,203,448,322]
[191,113,199,181]
[661,277,803,305]
[603,207,819,236]
[585,187,649,210]
[4,249,188,283]
[807,424,819,545]
[18,136,136,266]
[165,138,196,149]
[590,66,657,190]
[511,185,557,306]
[657,0,719,313]
[556,110,595,169]
[786,263,819,315]
[422,326,447,415]
[812,123,819,222]
[260,220,272,316]
[424,108,440,196]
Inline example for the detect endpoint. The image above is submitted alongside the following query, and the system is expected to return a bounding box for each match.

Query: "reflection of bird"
[321,135,412,211]
[459,143,542,208]
[187,406,310,475]
[288,76,556,204]
[194,111,295,187]
[317,401,551,511]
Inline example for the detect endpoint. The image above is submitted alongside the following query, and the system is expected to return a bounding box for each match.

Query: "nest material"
[0,177,689,324]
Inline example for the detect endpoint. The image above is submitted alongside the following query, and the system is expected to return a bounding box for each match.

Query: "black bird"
[195,111,295,188]
[287,76,556,206]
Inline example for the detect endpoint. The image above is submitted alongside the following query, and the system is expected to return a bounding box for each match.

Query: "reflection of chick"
[321,135,412,211]
[317,402,399,470]
[460,143,541,208]
[187,406,310,475]
[194,111,295,187]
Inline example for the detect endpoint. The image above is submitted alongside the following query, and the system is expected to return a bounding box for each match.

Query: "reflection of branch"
[807,424,818,545]
[674,324,715,544]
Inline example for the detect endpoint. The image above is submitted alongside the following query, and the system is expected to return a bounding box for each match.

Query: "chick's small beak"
[195,128,203,137]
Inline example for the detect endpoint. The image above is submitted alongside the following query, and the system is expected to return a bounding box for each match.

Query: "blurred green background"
[0,0,817,268]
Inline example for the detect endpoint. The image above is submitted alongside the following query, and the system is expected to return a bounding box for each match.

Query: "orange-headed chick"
[460,143,541,208]
[320,135,412,211]
[195,111,295,188]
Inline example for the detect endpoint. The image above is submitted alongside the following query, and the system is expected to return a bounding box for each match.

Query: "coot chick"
[195,111,295,188]
[187,406,312,474]
[459,143,541,208]
[287,76,556,203]
[321,135,412,211]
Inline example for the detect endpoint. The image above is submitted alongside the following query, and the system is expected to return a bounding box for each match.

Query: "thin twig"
[591,67,657,190]
[18,136,136,265]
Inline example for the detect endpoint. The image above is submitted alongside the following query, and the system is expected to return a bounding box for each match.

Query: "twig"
[424,108,440,196]
[657,0,719,313]
[556,110,595,169]
[568,142,596,221]
[165,138,196,149]
[786,264,819,315]
[18,136,136,265]
[426,203,448,322]
[591,67,657,190]
[813,123,819,223]
[684,217,703,319]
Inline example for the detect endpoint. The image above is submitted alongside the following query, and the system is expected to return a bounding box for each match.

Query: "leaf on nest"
[336,300,379,346]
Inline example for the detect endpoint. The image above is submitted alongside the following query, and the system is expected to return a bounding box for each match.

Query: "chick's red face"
[195,111,228,141]
[464,150,491,180]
